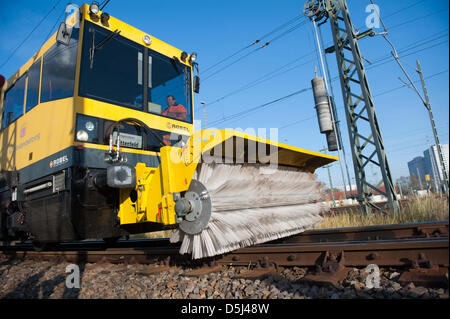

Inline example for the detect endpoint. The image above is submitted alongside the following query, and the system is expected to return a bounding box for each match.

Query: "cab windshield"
[79,21,192,123]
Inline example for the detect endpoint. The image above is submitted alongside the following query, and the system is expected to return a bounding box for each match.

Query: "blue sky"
[0,0,448,188]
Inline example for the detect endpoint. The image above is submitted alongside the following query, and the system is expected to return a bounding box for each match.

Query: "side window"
[40,28,79,103]
[2,75,26,129]
[148,52,192,123]
[26,58,41,112]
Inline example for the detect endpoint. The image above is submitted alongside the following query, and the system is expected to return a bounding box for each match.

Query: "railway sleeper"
[233,257,280,280]
[300,250,351,287]
[398,252,449,288]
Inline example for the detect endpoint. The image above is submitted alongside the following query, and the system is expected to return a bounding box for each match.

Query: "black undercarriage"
[0,166,153,244]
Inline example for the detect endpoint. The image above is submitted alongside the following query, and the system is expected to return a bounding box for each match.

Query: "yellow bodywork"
[0,3,338,233]
[1,3,194,172]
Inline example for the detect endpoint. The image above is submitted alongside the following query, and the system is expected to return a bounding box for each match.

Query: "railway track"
[2,237,446,267]
[279,220,449,243]
[1,221,448,289]
[1,221,448,267]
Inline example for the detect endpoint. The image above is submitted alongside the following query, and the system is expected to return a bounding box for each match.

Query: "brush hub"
[185,192,203,222]
[178,180,212,235]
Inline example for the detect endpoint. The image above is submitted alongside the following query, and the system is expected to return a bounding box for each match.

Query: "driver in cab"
[162,95,187,121]
[161,95,187,145]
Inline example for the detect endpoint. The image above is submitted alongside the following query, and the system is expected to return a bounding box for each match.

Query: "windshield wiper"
[170,56,182,75]
[89,28,121,69]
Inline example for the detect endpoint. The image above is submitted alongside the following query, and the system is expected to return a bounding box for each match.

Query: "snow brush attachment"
[170,163,328,259]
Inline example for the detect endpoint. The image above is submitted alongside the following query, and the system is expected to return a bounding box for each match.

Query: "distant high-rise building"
[423,144,449,182]
[408,156,426,180]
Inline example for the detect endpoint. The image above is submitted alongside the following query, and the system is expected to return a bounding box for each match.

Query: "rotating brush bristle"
[170,163,328,259]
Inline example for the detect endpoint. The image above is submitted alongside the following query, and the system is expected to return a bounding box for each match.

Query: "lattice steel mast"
[304,0,399,213]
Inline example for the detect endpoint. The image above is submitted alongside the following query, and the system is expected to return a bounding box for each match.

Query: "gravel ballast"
[0,258,448,299]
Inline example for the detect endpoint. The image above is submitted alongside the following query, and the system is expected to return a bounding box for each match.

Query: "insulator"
[311,77,333,133]
[326,130,339,151]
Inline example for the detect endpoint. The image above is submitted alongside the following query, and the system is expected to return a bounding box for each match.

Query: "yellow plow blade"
[192,129,337,171]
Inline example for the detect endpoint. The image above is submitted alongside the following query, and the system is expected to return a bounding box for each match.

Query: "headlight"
[76,130,89,141]
[89,2,100,14]
[85,121,95,131]
[107,164,136,188]
[76,114,99,143]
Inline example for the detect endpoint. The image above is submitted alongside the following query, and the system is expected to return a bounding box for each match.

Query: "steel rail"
[218,237,449,267]
[1,237,447,268]
[278,220,448,243]
[0,220,449,250]
[1,220,447,251]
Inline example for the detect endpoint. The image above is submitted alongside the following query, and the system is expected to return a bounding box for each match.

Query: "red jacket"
[162,104,187,145]
[162,104,187,121]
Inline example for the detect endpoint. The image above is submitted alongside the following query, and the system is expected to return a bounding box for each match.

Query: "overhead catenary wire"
[198,4,446,116]
[388,8,448,32]
[322,35,449,89]
[208,87,311,127]
[369,0,449,196]
[0,0,64,70]
[197,52,314,111]
[374,69,449,97]
[199,2,447,167]
[202,39,448,137]
[199,27,447,116]
[368,0,421,95]
[100,0,111,10]
[202,18,307,82]
[366,30,448,68]
[41,6,66,47]
[199,1,439,198]
[205,35,448,130]
[384,123,449,141]
[382,0,426,20]
[202,47,261,82]
[385,126,449,149]
[277,69,449,132]
[202,15,304,75]
[211,21,444,191]
[305,17,321,75]
[352,0,427,34]
[278,114,317,130]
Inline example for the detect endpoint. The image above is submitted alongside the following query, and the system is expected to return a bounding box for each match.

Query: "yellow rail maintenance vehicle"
[0,3,337,257]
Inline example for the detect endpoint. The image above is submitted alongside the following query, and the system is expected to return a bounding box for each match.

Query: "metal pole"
[416,60,449,198]
[327,164,336,207]
[320,147,336,207]
[312,19,348,199]
[427,136,440,193]
[317,23,354,199]
[320,0,399,213]
[200,101,208,129]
